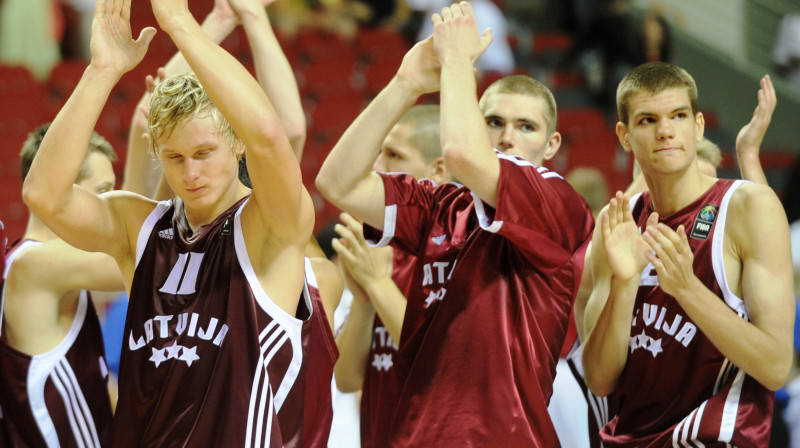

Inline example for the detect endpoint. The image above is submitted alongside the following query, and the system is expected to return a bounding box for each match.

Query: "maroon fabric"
[601,179,774,448]
[112,197,314,447]
[365,153,594,447]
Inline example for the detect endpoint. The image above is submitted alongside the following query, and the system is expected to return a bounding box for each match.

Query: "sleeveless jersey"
[112,197,322,447]
[300,258,338,447]
[0,240,113,447]
[600,179,774,448]
[359,251,414,448]
[364,152,594,447]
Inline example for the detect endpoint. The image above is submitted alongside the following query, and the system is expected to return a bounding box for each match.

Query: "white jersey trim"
[28,291,101,447]
[367,204,397,247]
[711,180,748,318]
[136,201,171,268]
[1,240,42,334]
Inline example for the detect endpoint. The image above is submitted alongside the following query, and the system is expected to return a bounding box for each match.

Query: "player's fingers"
[431,12,442,26]
[441,5,453,21]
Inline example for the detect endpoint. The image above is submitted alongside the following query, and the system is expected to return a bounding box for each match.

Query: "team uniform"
[0,239,113,447]
[600,179,773,448]
[364,152,594,446]
[111,197,328,447]
[359,251,415,448]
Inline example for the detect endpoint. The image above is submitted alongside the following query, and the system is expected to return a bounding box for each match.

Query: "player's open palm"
[643,223,697,299]
[90,0,155,76]
[431,2,492,66]
[397,36,441,96]
[601,192,651,282]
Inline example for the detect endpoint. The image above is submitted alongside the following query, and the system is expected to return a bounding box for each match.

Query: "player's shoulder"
[727,181,782,217]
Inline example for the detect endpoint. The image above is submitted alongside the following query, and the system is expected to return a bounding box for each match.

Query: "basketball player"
[22,0,317,446]
[316,3,593,445]
[581,61,794,447]
[568,73,778,448]
[0,125,123,447]
[332,104,448,448]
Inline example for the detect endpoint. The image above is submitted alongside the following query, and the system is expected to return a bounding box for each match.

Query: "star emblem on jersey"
[424,287,446,308]
[149,344,200,367]
[629,330,664,358]
[371,353,393,372]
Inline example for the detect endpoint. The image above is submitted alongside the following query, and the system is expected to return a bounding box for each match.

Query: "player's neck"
[182,183,249,233]
[644,167,716,217]
[23,215,57,242]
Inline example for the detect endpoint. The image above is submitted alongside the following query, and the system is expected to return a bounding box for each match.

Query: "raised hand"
[736,75,777,158]
[430,2,492,66]
[149,0,193,33]
[643,223,698,299]
[331,213,393,290]
[601,191,653,282]
[396,36,442,96]
[90,0,156,76]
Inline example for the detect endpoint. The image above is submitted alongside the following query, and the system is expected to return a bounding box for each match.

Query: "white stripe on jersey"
[711,180,748,317]
[51,359,101,448]
[719,370,745,443]
[247,320,283,448]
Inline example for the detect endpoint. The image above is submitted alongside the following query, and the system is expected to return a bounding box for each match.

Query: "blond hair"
[148,73,242,157]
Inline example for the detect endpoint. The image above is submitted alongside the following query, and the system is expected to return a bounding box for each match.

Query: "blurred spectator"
[565,166,610,218]
[0,0,61,80]
[405,0,515,74]
[773,13,800,92]
[570,0,671,112]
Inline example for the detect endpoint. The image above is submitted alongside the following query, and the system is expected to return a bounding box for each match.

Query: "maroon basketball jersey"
[600,179,774,448]
[364,153,594,446]
[112,197,321,447]
[301,257,338,447]
[1,240,113,447]
[359,251,414,448]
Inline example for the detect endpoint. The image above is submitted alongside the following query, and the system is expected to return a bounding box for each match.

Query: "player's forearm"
[334,299,376,392]
[242,10,307,160]
[582,276,639,396]
[23,66,118,218]
[672,278,792,390]
[316,78,418,220]
[163,17,286,159]
[439,57,497,205]
[736,150,768,186]
[361,276,406,344]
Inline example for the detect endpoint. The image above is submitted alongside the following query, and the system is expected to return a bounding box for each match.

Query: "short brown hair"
[148,73,242,158]
[479,75,558,135]
[616,62,698,125]
[20,123,117,183]
[398,105,441,163]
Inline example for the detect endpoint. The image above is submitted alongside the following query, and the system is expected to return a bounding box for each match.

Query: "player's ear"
[616,122,632,153]
[694,112,705,142]
[542,131,562,161]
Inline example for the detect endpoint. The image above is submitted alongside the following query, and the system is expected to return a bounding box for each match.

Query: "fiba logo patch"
[690,204,718,240]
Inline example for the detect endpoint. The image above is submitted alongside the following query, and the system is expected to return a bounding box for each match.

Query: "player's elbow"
[759,355,793,391]
[22,176,62,220]
[583,369,616,397]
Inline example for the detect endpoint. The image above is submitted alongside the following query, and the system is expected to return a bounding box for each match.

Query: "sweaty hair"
[20,123,117,183]
[616,61,698,125]
[478,75,558,135]
[398,105,441,163]
[148,73,242,158]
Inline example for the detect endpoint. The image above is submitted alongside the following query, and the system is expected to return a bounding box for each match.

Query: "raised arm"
[582,193,656,396]
[315,35,441,230]
[150,0,311,242]
[230,0,307,159]
[643,184,794,390]
[735,75,776,186]
[22,0,156,261]
[123,2,240,197]
[432,3,497,205]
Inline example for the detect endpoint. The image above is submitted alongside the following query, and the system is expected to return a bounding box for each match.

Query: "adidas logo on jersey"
[158,228,174,240]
